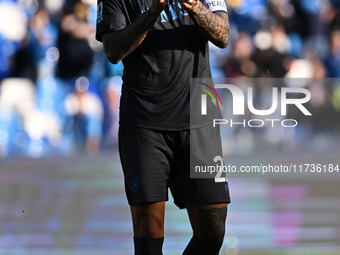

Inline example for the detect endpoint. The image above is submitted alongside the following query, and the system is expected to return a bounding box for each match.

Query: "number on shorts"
[214,155,227,183]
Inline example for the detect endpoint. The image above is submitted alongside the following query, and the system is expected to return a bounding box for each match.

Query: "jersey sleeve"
[202,0,228,14]
[96,0,127,42]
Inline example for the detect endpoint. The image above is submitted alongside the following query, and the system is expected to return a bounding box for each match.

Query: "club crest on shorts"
[128,177,140,192]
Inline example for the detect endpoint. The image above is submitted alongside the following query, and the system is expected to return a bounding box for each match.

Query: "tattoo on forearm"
[191,3,230,47]
[103,9,159,63]
[198,207,227,244]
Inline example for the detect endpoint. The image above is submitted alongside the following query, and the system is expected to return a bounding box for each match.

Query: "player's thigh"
[119,126,173,204]
[170,125,230,209]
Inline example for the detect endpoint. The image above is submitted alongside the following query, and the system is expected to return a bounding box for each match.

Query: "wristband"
[202,0,228,13]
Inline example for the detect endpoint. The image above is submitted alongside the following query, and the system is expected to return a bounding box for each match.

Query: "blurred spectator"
[57,1,95,80]
[101,76,122,148]
[223,32,257,77]
[28,6,58,79]
[0,0,28,80]
[63,76,103,154]
[9,36,38,81]
[228,0,269,34]
[268,0,302,35]
[326,29,340,77]
[303,50,327,79]
[252,23,292,78]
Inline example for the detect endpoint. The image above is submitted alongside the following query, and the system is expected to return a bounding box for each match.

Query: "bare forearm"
[184,1,230,48]
[102,8,160,64]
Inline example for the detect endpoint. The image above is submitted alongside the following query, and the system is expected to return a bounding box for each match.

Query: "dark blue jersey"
[96,0,220,130]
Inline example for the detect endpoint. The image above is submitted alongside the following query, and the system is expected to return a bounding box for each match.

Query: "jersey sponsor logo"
[97,2,103,24]
[159,1,189,23]
[202,0,228,13]
[139,2,188,23]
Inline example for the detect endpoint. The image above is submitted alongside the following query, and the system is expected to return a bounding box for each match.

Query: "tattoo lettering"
[198,206,227,244]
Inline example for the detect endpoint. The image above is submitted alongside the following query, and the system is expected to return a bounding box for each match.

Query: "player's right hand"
[151,0,169,14]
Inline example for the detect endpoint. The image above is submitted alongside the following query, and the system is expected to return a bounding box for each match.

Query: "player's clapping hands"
[180,0,200,13]
[151,0,170,13]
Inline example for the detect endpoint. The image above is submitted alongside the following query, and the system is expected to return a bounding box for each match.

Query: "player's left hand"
[180,0,200,13]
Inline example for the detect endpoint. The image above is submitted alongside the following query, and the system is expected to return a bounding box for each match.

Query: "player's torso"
[119,0,208,89]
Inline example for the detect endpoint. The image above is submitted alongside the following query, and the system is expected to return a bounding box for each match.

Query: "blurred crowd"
[0,0,340,157]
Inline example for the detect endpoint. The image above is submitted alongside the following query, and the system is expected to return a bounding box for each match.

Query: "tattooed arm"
[181,0,230,48]
[102,0,168,64]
